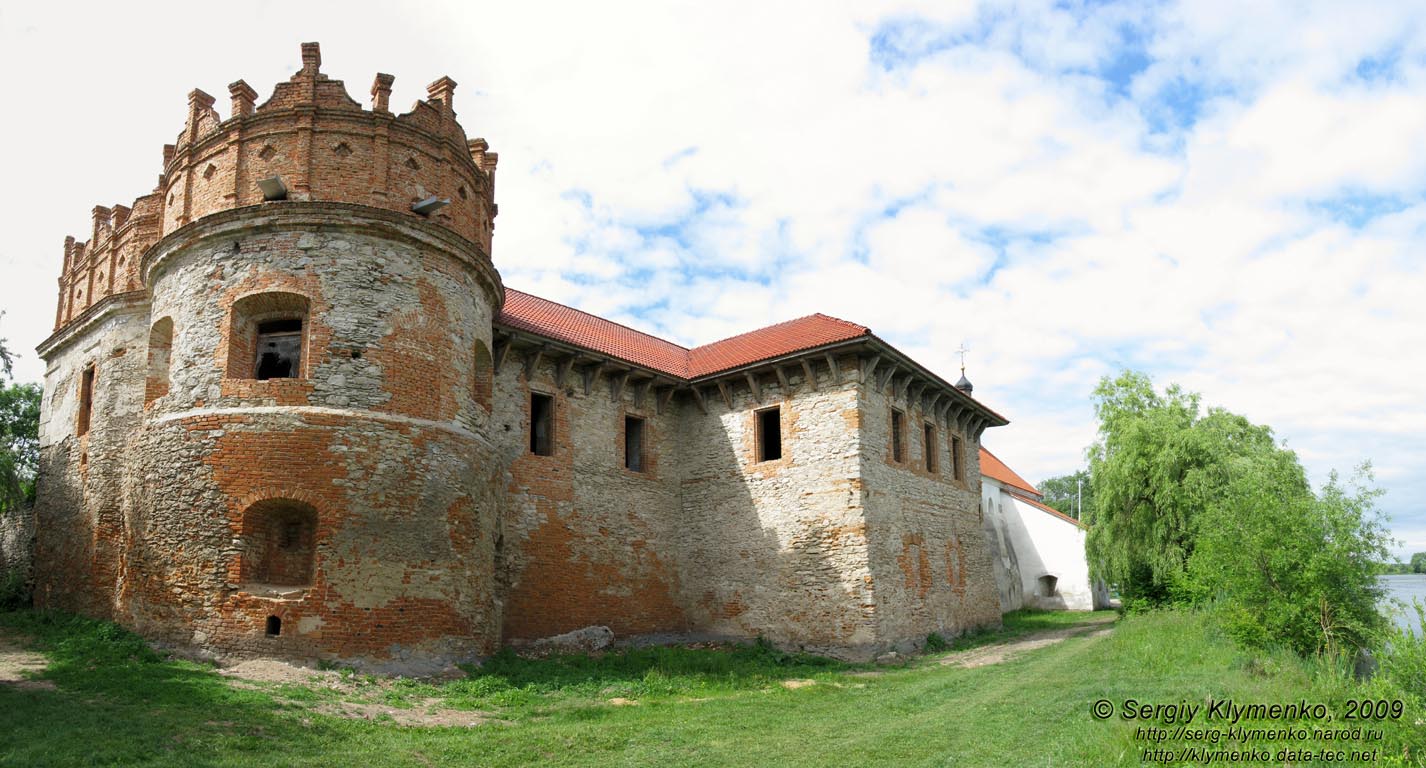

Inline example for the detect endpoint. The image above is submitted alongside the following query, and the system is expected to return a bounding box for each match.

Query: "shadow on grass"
[0,610,355,768]
[421,639,854,712]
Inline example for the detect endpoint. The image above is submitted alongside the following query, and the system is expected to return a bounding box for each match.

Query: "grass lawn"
[1,609,1421,767]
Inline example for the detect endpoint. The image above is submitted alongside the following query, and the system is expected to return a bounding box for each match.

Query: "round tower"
[46,43,505,671]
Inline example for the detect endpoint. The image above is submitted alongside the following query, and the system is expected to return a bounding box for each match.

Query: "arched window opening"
[1038,575,1058,598]
[226,292,310,380]
[145,317,173,403]
[240,499,318,588]
[472,339,493,411]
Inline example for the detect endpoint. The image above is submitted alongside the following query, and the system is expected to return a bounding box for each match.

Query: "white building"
[978,447,1110,612]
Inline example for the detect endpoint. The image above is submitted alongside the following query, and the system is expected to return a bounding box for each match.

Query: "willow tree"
[1083,371,1280,604]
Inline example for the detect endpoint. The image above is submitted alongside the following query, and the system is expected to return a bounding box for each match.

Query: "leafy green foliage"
[0,381,42,512]
[0,325,13,380]
[1190,461,1389,655]
[1084,370,1391,658]
[1412,552,1426,574]
[1084,371,1280,602]
[1038,469,1090,519]
[924,632,948,652]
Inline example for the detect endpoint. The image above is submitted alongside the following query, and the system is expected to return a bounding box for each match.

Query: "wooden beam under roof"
[554,355,576,389]
[492,336,511,374]
[611,370,631,402]
[523,343,548,381]
[582,360,605,396]
[744,372,762,404]
[861,353,882,385]
[800,359,819,392]
[716,380,734,410]
[689,385,708,414]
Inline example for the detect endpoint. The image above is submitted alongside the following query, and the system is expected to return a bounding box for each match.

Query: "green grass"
[0,609,1420,767]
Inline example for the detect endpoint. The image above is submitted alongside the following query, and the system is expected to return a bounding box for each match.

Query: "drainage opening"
[265,615,282,637]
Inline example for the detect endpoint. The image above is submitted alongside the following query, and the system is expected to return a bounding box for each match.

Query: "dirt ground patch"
[937,614,1117,669]
[216,657,501,727]
[0,630,54,691]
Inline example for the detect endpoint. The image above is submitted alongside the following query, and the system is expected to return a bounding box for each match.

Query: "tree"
[0,381,41,512]
[1039,470,1091,519]
[1083,371,1279,604]
[1412,553,1426,574]
[1190,462,1389,656]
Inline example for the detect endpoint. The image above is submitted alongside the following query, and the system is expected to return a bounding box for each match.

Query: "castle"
[30,44,1009,672]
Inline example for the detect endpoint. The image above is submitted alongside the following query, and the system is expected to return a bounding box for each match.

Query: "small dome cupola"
[954,342,973,394]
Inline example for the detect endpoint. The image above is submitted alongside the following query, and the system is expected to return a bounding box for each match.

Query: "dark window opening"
[952,435,964,481]
[530,393,554,455]
[624,416,645,472]
[756,407,782,462]
[924,423,938,473]
[265,615,282,636]
[242,501,317,587]
[890,409,905,463]
[280,520,302,550]
[77,366,95,436]
[1039,575,1058,598]
[255,318,302,380]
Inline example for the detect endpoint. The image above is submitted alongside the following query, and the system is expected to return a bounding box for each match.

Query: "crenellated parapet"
[54,41,498,332]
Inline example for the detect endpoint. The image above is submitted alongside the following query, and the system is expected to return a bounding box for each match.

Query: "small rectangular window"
[952,435,964,481]
[530,393,554,456]
[77,365,95,436]
[255,318,302,380]
[756,407,782,462]
[624,416,645,472]
[924,423,938,473]
[891,409,905,463]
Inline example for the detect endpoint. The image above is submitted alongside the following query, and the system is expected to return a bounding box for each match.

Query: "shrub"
[0,568,28,610]
[924,632,948,652]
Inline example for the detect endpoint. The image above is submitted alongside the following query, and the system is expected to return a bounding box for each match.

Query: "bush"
[924,632,948,652]
[1190,463,1388,656]
[1377,602,1426,698]
[0,568,28,610]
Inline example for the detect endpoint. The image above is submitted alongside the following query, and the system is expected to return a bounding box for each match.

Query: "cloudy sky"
[2,1,1422,557]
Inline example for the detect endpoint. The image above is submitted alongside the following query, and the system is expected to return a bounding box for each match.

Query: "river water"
[1380,574,1426,635]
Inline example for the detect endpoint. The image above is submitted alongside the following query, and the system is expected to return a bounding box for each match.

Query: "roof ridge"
[504,287,691,354]
[690,312,870,353]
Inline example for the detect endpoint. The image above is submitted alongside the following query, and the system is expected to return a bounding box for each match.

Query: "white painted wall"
[981,476,1109,611]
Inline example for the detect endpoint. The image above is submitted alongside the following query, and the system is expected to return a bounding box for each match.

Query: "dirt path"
[217,658,500,727]
[937,613,1117,669]
[0,630,54,691]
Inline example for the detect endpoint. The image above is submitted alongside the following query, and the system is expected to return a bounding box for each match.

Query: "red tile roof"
[497,288,870,379]
[978,447,1041,497]
[499,288,691,376]
[688,314,869,377]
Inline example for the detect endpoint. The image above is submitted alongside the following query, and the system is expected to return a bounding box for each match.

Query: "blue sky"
[1,0,1423,558]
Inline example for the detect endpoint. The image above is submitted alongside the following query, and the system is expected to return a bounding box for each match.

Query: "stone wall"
[494,353,689,641]
[978,484,1025,612]
[34,207,505,674]
[674,355,878,656]
[0,506,34,597]
[859,381,1001,649]
[32,296,150,618]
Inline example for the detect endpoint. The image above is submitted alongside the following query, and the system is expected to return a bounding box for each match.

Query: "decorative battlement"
[54,42,498,331]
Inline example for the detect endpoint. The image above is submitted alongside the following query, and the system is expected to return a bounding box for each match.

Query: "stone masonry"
[31,44,1008,672]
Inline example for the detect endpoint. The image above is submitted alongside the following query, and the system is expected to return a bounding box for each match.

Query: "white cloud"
[1,0,1422,547]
